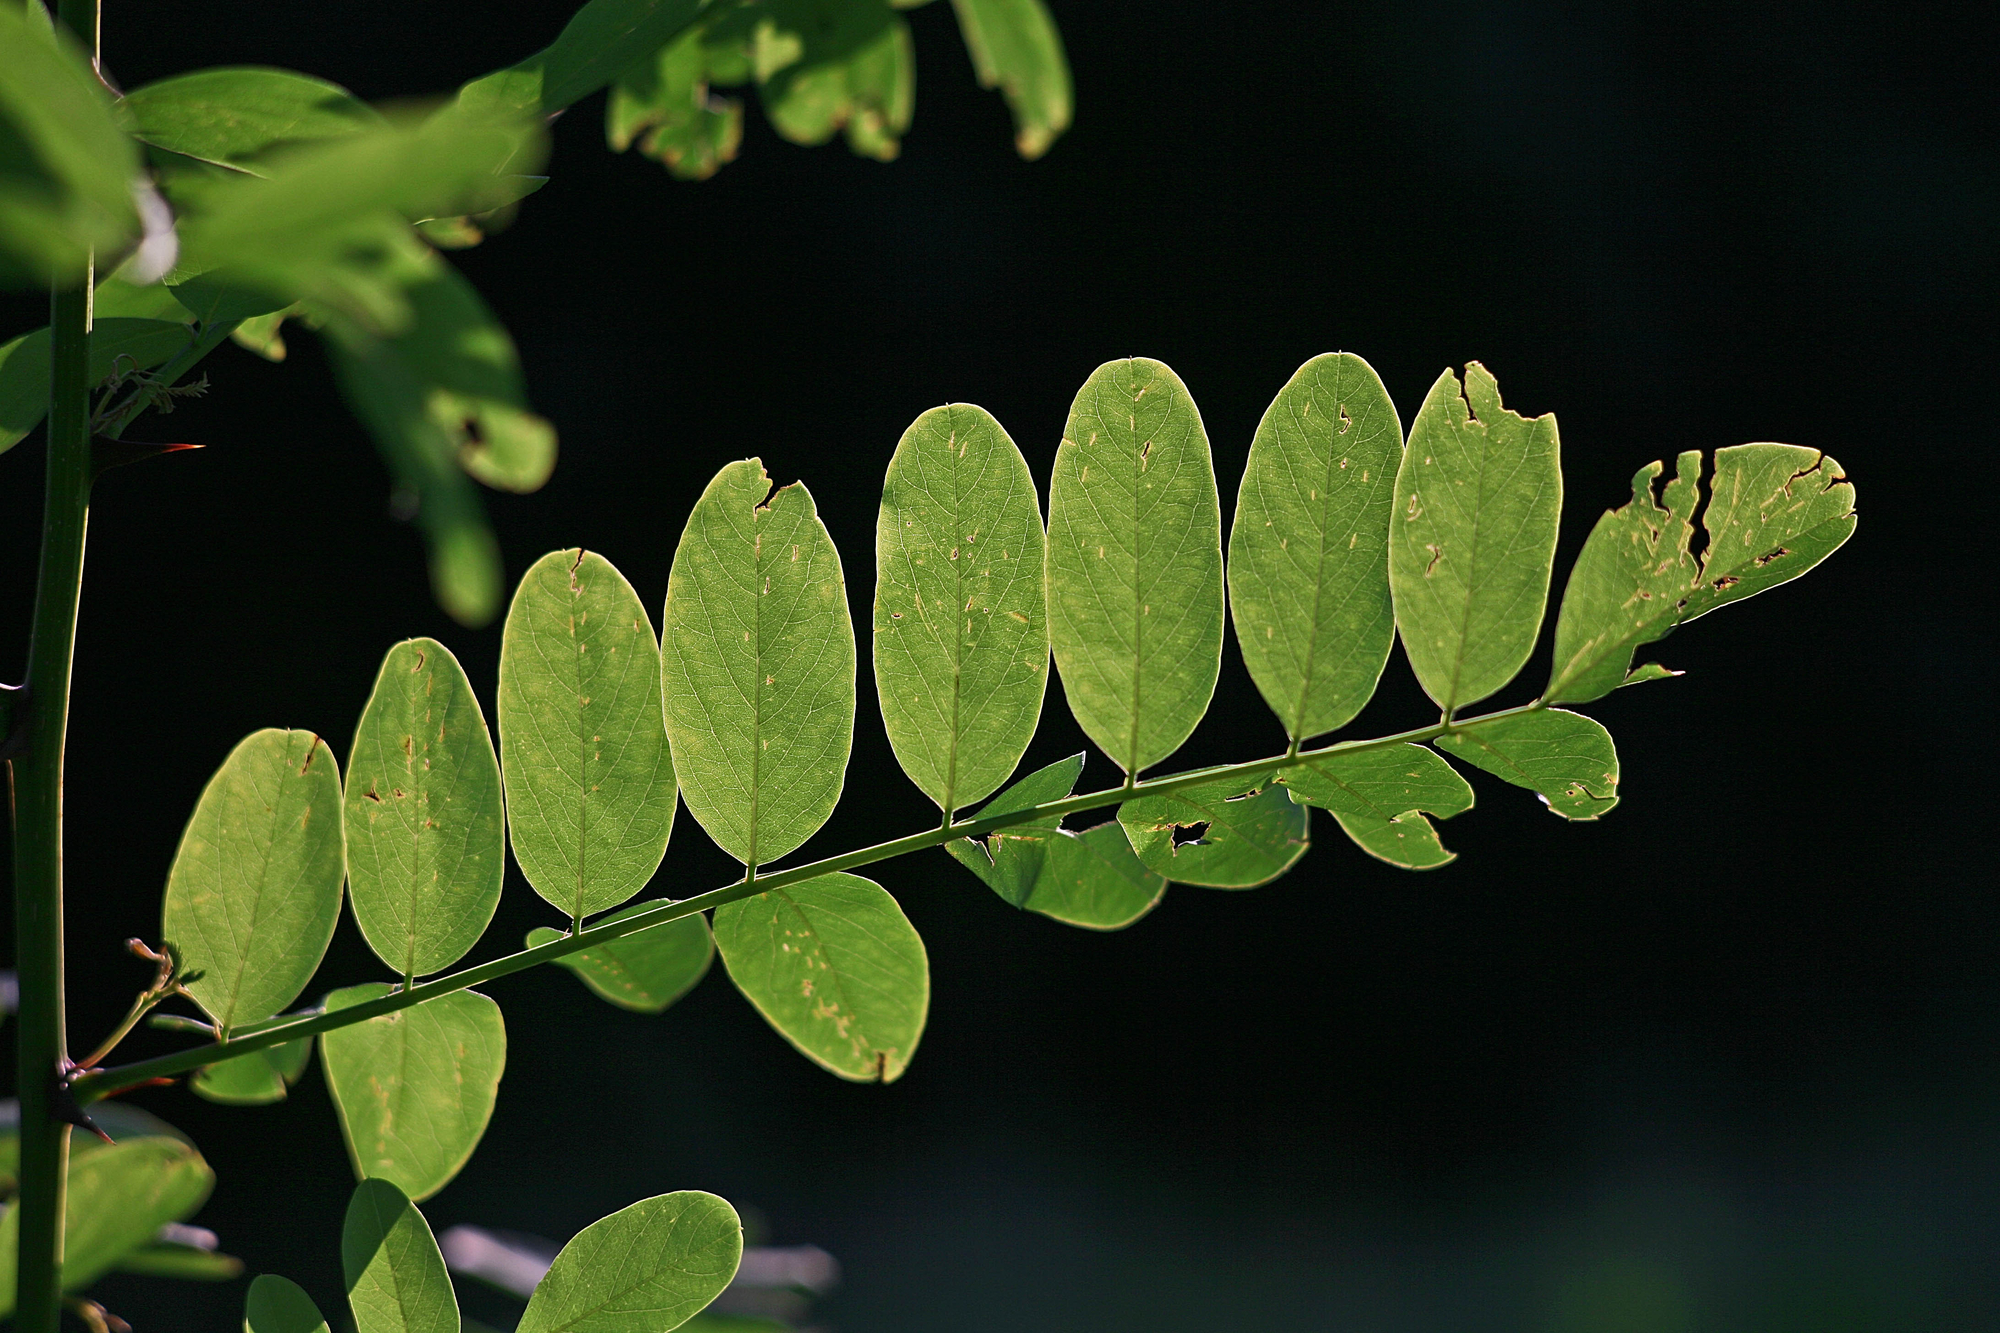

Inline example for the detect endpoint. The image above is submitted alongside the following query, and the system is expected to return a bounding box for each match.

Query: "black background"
[4,1,1993,1328]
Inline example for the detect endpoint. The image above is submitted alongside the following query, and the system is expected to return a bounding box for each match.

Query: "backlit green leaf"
[1019,822,1166,930]
[192,1037,313,1106]
[0,1138,214,1313]
[949,0,1072,158]
[462,0,713,116]
[320,984,506,1201]
[345,638,505,978]
[1682,445,1856,620]
[517,1191,741,1333]
[342,1179,457,1333]
[607,23,744,180]
[942,752,1082,907]
[162,730,346,1031]
[753,1,914,161]
[0,317,198,454]
[245,1275,332,1333]
[500,550,675,919]
[527,907,713,1013]
[874,403,1048,814]
[712,872,927,1082]
[120,67,378,173]
[1389,364,1562,713]
[664,460,856,867]
[0,5,141,285]
[1118,774,1308,889]
[1434,707,1619,820]
[1281,743,1474,869]
[1046,358,1223,776]
[1227,353,1402,742]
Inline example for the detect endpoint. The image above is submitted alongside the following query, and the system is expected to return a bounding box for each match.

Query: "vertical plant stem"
[12,6,101,1328]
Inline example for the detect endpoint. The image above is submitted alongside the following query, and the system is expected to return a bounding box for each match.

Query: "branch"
[72,701,1543,1103]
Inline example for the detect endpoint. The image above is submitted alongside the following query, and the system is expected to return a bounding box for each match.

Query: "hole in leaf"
[1171,821,1210,849]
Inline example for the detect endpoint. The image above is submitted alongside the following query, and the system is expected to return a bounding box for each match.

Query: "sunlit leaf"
[120,67,378,173]
[1281,743,1474,869]
[230,307,294,362]
[1389,364,1562,713]
[342,1179,457,1333]
[1118,774,1308,889]
[1019,822,1165,930]
[874,403,1048,814]
[0,5,142,285]
[948,0,1072,158]
[752,1,914,160]
[527,907,712,1014]
[191,1037,313,1106]
[0,1138,214,1313]
[712,872,927,1082]
[663,459,856,868]
[499,550,675,920]
[1434,708,1619,820]
[607,23,743,180]
[162,730,346,1031]
[1228,352,1402,742]
[461,0,713,116]
[516,1191,741,1333]
[345,638,506,977]
[244,1275,332,1333]
[1046,358,1223,776]
[942,752,1082,907]
[320,984,506,1202]
[0,317,198,454]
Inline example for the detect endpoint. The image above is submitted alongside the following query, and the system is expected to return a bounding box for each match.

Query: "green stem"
[74,700,1542,1103]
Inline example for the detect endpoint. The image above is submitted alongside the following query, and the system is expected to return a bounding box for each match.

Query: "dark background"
[4,0,1993,1328]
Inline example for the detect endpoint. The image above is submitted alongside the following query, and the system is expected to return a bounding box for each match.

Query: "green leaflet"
[346,638,506,978]
[0,5,141,285]
[1046,358,1224,776]
[192,1036,313,1106]
[0,1138,214,1314]
[120,67,378,173]
[461,0,714,116]
[320,985,506,1202]
[516,1192,742,1333]
[712,873,928,1082]
[500,550,676,919]
[664,460,857,868]
[949,0,1073,158]
[943,752,1083,907]
[527,907,713,1014]
[753,1,915,161]
[1434,708,1620,820]
[0,317,198,454]
[874,403,1049,814]
[114,1241,243,1281]
[1545,445,1857,703]
[245,1275,333,1333]
[1281,743,1475,869]
[1227,352,1403,742]
[342,1179,458,1333]
[162,729,346,1031]
[1118,774,1308,889]
[607,22,744,180]
[1389,364,1562,713]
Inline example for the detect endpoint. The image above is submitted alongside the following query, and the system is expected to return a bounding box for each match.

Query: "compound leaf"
[1434,707,1619,820]
[1046,358,1223,776]
[517,1191,741,1333]
[320,985,506,1202]
[1228,352,1402,742]
[874,403,1048,814]
[342,1179,457,1333]
[1389,364,1562,713]
[712,872,926,1082]
[245,1276,332,1333]
[120,67,378,173]
[462,0,713,116]
[948,0,1072,158]
[345,638,506,978]
[663,460,856,868]
[191,1037,313,1106]
[500,550,676,920]
[163,730,346,1031]
[527,907,713,1014]
[1281,743,1474,869]
[1118,774,1308,889]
